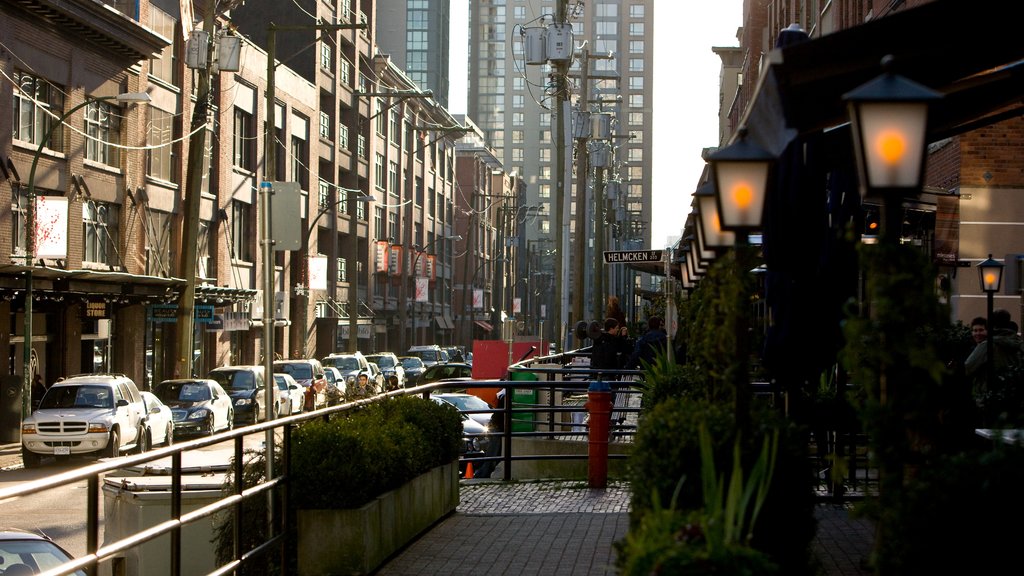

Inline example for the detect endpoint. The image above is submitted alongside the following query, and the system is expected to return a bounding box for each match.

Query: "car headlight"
[188,409,211,420]
[21,423,36,435]
[235,398,252,406]
[88,422,110,433]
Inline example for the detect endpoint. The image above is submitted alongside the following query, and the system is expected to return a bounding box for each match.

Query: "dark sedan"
[420,362,474,384]
[399,356,426,386]
[153,379,235,437]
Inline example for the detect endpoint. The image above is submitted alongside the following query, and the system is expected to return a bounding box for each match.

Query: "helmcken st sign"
[603,250,663,263]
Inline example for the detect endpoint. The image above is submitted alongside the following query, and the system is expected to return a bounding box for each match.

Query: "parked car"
[21,373,148,467]
[406,345,447,367]
[153,378,234,437]
[0,528,84,575]
[399,356,427,386]
[323,367,346,405]
[274,373,305,416]
[432,392,493,428]
[322,352,375,393]
[364,352,407,390]
[420,362,474,385]
[140,391,175,448]
[430,397,487,477]
[208,366,271,425]
[273,359,328,411]
[442,346,466,363]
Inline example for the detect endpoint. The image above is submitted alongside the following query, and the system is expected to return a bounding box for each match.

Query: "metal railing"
[0,352,642,576]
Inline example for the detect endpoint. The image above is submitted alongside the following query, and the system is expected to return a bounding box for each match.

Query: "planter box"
[297,461,459,575]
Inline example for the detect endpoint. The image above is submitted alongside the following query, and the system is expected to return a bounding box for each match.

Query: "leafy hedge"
[290,396,463,509]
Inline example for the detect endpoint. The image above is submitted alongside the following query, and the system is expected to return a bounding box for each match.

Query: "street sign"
[603,249,663,263]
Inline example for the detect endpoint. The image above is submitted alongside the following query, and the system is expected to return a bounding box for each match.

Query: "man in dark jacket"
[591,318,630,373]
[626,316,668,369]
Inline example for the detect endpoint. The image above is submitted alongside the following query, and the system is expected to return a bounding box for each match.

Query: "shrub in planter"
[213,396,463,574]
[626,397,816,575]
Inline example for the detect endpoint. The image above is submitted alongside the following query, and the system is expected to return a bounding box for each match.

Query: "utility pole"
[572,46,590,329]
[552,0,570,352]
[175,6,217,379]
[592,158,606,318]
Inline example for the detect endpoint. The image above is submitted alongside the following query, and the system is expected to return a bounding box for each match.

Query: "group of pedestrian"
[962,309,1024,427]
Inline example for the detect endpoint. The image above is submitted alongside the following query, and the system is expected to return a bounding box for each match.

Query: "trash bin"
[508,371,538,432]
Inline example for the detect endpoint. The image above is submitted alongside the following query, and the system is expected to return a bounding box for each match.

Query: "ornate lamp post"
[707,126,773,432]
[978,254,1004,393]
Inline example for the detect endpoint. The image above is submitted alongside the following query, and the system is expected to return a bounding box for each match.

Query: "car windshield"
[328,357,361,370]
[410,350,437,362]
[155,382,210,402]
[276,363,312,379]
[324,370,338,383]
[401,357,424,369]
[369,356,396,368]
[210,371,256,390]
[440,395,489,411]
[274,375,292,390]
[0,538,84,575]
[38,385,113,410]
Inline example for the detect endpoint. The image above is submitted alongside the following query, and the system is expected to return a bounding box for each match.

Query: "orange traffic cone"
[464,461,474,479]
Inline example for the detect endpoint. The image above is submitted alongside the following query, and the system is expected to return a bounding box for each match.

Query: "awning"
[474,320,493,332]
[435,315,454,330]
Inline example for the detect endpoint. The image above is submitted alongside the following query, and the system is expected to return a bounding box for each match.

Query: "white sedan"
[275,373,305,416]
[140,391,174,450]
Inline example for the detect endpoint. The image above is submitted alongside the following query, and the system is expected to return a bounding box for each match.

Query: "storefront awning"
[474,320,493,332]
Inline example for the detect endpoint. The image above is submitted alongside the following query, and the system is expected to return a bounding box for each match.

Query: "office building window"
[339,123,349,149]
[629,76,644,90]
[629,94,644,108]
[12,70,64,147]
[375,153,385,189]
[85,100,121,166]
[539,148,551,162]
[628,148,643,162]
[230,200,252,261]
[375,206,385,239]
[630,130,643,144]
[11,185,28,254]
[358,134,367,159]
[629,112,643,125]
[291,135,309,190]
[340,59,351,86]
[318,179,331,211]
[388,161,399,193]
[629,58,644,72]
[630,40,645,53]
[319,110,331,139]
[630,22,645,36]
[513,94,524,108]
[539,166,551,179]
[596,22,617,35]
[512,130,524,143]
[512,148,524,162]
[83,201,120,266]
[513,112,524,126]
[539,184,551,198]
[149,7,177,84]
[320,41,333,71]
[147,107,174,182]
[144,210,172,277]
[629,4,645,18]
[233,107,254,170]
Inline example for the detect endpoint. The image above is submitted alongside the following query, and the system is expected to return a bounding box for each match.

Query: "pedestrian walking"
[625,316,668,369]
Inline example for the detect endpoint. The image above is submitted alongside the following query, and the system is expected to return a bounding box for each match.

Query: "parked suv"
[364,352,407,390]
[21,373,148,467]
[208,365,274,425]
[406,345,447,367]
[273,359,328,411]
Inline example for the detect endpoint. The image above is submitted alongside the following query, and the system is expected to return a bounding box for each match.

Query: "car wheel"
[252,404,261,424]
[206,414,216,436]
[136,428,150,454]
[226,413,234,431]
[21,448,41,469]
[104,430,120,459]
[165,422,174,446]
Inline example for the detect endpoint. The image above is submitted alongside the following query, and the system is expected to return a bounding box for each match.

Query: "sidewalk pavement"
[377,479,875,576]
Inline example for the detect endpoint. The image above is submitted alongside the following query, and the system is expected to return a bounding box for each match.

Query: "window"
[512,130,524,144]
[375,100,385,135]
[147,108,174,182]
[629,58,644,72]
[318,179,331,210]
[539,184,551,198]
[375,153,385,189]
[630,40,645,54]
[339,122,349,149]
[291,136,309,191]
[628,148,643,162]
[198,219,213,279]
[388,214,398,241]
[539,148,551,162]
[512,148,524,162]
[149,7,177,84]
[629,112,643,125]
[11,185,28,255]
[233,108,254,170]
[512,94,524,108]
[427,187,435,219]
[629,4,645,18]
[338,257,347,282]
[375,206,385,239]
[319,110,331,139]
[230,200,252,261]
[629,130,643,144]
[596,22,617,35]
[629,76,644,90]
[597,3,616,17]
[415,177,424,205]
[340,59,351,86]
[83,201,120,266]
[388,161,399,193]
[358,134,366,159]
[629,94,644,108]
[514,6,525,18]
[12,70,64,147]
[389,110,400,141]
[630,22,644,36]
[539,129,551,143]
[513,77,525,90]
[320,41,333,71]
[85,99,121,166]
[144,210,172,276]
[513,112,524,126]
[539,166,551,179]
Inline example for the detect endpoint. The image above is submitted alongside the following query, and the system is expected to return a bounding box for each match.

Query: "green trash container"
[508,371,538,432]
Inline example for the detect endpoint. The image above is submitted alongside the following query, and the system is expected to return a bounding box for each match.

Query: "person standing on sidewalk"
[625,316,667,369]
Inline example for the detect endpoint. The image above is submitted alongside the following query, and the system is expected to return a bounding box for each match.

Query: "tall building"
[375,0,451,107]
[467,0,654,342]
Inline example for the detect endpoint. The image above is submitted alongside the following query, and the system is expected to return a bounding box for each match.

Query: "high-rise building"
[467,0,654,339]
[376,0,451,107]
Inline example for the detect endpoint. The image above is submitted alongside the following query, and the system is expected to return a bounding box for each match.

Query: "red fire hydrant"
[585,380,613,488]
